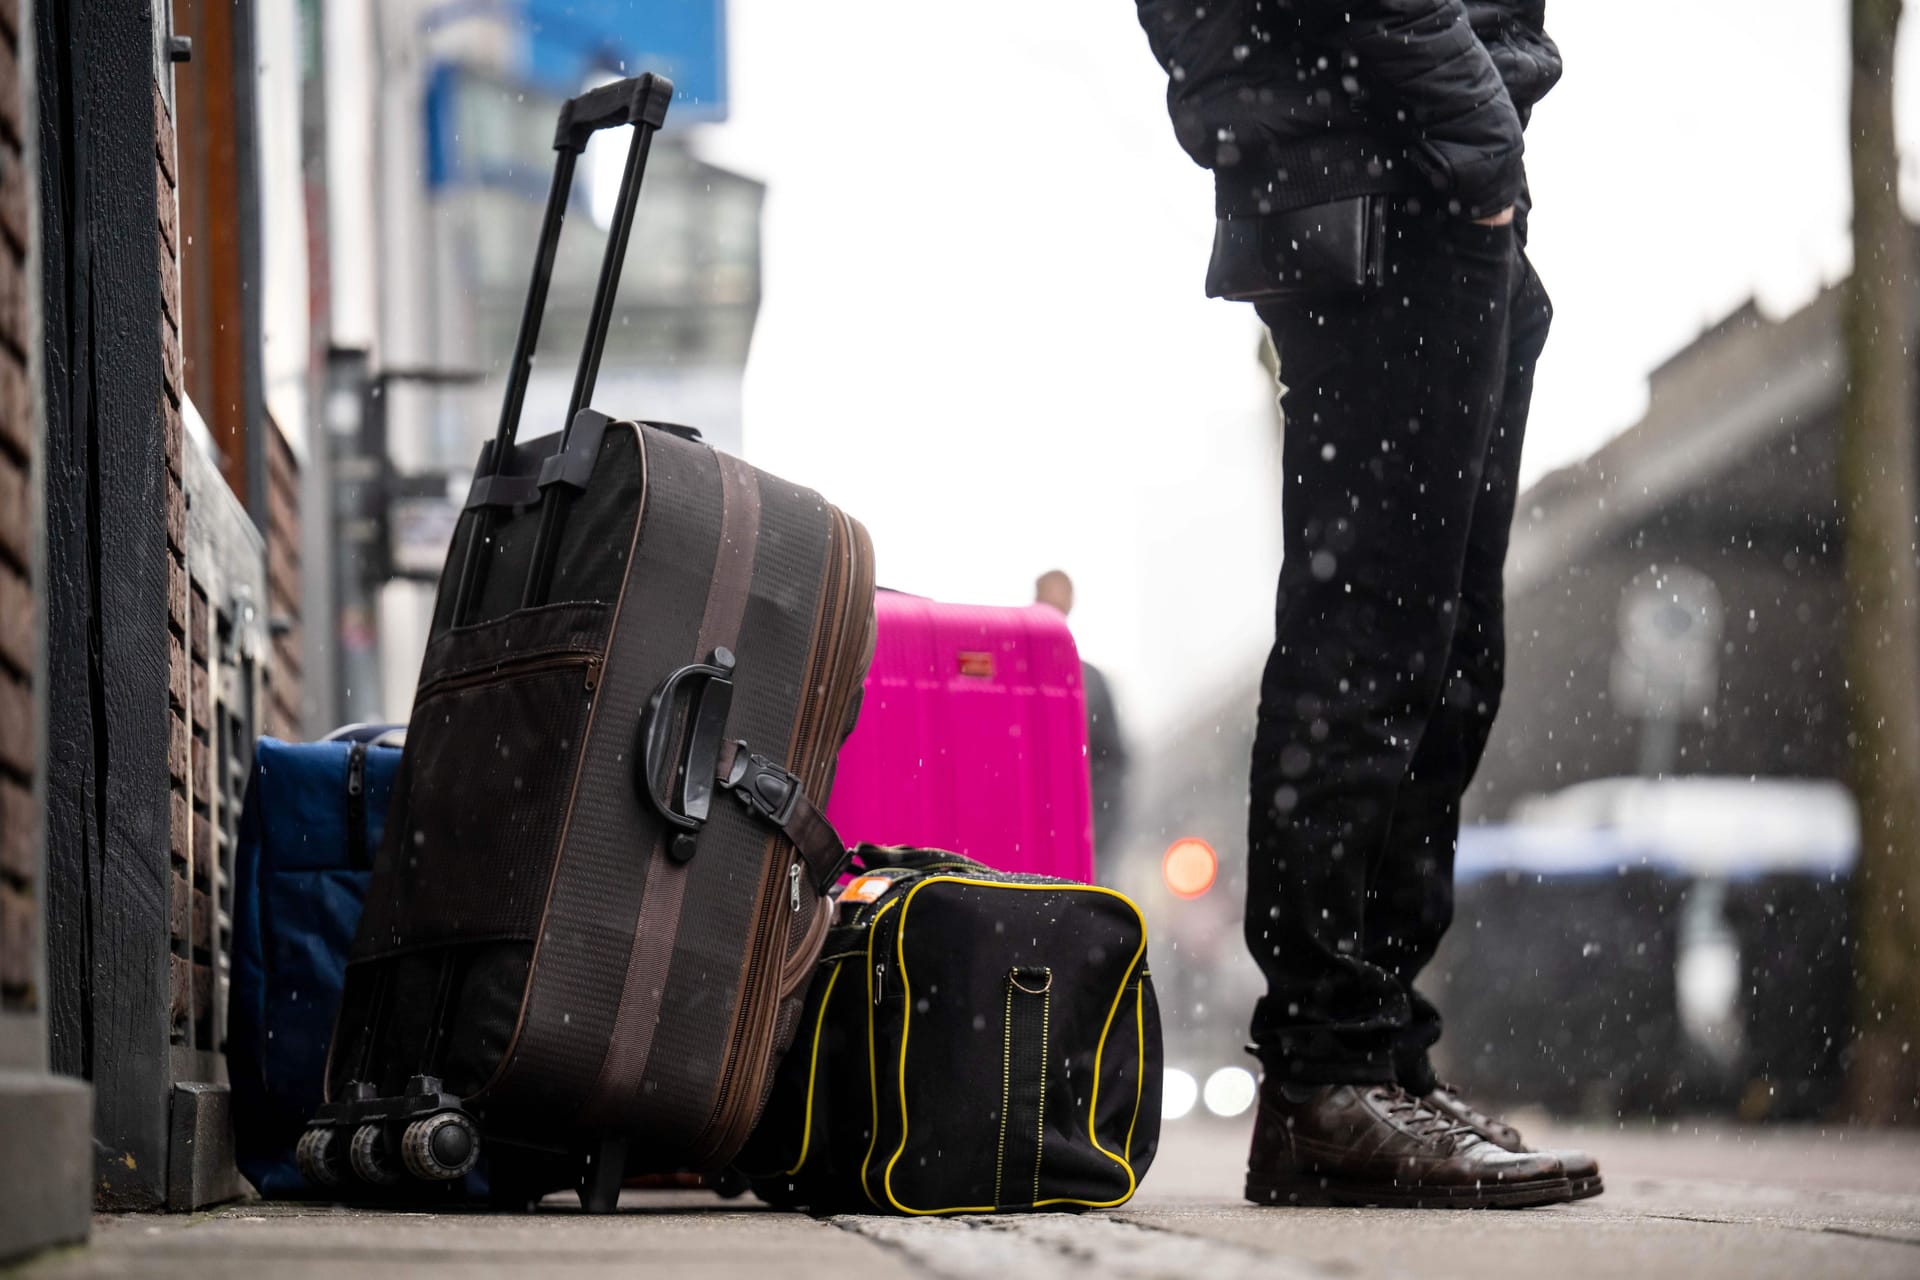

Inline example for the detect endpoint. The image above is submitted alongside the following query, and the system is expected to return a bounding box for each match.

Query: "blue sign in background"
[523,0,728,123]
[421,0,728,125]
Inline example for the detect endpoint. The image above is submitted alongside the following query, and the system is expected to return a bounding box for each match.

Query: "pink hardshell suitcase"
[824,592,1096,882]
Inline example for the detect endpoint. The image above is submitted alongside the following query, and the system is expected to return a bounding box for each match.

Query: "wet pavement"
[16,1118,1920,1279]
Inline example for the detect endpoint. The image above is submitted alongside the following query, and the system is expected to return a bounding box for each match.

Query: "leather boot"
[1245,1081,1571,1209]
[1424,1082,1604,1200]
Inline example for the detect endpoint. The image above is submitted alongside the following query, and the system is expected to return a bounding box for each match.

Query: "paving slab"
[12,1119,1919,1279]
[1122,1117,1920,1280]
[840,1212,1324,1279]
[13,1198,914,1280]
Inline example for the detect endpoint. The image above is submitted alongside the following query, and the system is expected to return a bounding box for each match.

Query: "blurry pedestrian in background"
[1035,570,1131,874]
[1136,0,1601,1207]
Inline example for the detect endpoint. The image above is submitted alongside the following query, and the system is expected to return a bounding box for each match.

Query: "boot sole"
[1246,1169,1573,1210]
[1569,1175,1604,1200]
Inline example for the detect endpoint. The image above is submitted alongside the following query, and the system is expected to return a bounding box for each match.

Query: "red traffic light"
[1163,838,1218,900]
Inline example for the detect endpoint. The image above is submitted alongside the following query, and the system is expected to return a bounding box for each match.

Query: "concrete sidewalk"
[14,1120,1919,1279]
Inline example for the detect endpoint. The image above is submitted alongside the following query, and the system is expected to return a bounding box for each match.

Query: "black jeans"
[1246,198,1551,1091]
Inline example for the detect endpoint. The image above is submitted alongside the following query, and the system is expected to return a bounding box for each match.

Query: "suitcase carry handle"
[637,655,855,890]
[449,73,675,625]
[636,649,739,861]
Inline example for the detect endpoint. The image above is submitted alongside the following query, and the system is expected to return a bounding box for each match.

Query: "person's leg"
[1246,204,1519,1084]
[1367,256,1553,1094]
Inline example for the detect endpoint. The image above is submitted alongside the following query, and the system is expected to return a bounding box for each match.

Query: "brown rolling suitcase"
[298,74,877,1210]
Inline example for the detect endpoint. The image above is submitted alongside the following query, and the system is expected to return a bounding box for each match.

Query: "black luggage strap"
[462,441,525,510]
[714,740,850,893]
[997,966,1052,1209]
[461,409,614,510]
[537,408,611,494]
[463,471,542,511]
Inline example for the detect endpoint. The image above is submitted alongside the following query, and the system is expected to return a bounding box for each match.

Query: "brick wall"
[0,0,35,1015]
[158,68,303,1059]
[155,78,212,1049]
[263,423,300,741]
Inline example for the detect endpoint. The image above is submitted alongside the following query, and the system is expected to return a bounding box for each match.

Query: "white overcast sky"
[696,1,1906,737]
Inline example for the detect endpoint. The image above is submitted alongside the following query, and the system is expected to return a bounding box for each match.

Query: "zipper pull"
[873,961,887,1006]
[789,861,802,913]
[583,656,601,692]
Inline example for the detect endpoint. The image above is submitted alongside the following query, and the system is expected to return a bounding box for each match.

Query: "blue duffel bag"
[228,725,402,1197]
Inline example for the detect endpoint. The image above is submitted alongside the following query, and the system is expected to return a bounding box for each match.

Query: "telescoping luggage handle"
[449,73,676,626]
[636,651,852,891]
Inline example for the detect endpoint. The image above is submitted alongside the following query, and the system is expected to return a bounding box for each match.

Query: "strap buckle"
[721,746,803,827]
[714,741,849,892]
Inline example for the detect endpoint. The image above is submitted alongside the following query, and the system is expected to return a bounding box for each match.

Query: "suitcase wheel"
[349,1122,404,1186]
[707,1167,750,1200]
[401,1111,480,1182]
[295,1124,348,1189]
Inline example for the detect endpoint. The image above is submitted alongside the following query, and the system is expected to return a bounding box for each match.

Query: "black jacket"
[1135,0,1561,221]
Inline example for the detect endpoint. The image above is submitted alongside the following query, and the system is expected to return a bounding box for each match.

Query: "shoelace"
[1432,1082,1512,1137]
[1375,1086,1481,1147]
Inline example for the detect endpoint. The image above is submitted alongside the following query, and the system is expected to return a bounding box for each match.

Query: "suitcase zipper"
[786,510,875,797]
[696,848,787,1163]
[695,511,873,1163]
[790,861,802,913]
[787,514,849,774]
[415,651,602,701]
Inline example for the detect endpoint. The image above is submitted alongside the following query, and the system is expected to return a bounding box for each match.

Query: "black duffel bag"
[737,846,1162,1215]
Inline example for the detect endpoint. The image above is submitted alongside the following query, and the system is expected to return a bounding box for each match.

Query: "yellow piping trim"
[858,897,902,1210]
[868,876,1149,1215]
[781,961,844,1177]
